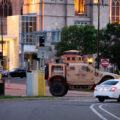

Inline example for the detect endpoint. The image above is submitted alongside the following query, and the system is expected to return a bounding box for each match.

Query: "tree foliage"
[55,25,96,56]
[100,23,120,69]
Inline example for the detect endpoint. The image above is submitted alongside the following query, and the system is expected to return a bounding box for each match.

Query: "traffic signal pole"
[97,0,100,70]
[0,17,4,96]
[38,35,45,69]
[1,17,3,66]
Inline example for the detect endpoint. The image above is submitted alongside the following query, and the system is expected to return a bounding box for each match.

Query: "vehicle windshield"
[101,80,119,85]
[10,68,17,72]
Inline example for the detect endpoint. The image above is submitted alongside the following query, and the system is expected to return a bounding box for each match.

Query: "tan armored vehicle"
[46,50,120,97]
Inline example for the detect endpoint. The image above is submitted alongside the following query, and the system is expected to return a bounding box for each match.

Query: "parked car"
[2,68,31,78]
[94,79,120,102]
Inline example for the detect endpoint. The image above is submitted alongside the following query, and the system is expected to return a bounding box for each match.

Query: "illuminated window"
[0,0,12,17]
[94,0,98,3]
[74,0,86,15]
[111,0,120,23]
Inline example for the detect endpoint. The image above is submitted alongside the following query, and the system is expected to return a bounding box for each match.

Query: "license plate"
[100,88,107,91]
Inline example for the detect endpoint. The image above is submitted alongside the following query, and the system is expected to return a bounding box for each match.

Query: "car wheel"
[117,95,120,102]
[49,81,68,97]
[98,98,105,102]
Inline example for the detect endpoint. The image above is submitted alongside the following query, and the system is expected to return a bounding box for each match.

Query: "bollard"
[0,74,4,96]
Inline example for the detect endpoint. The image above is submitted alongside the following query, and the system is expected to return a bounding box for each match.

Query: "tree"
[100,23,120,70]
[80,25,97,55]
[55,25,96,56]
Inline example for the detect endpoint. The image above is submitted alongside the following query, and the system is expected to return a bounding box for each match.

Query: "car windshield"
[101,80,119,85]
[10,68,17,72]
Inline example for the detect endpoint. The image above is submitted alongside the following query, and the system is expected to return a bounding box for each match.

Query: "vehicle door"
[18,69,26,77]
[10,69,18,77]
[80,65,94,85]
[66,64,81,85]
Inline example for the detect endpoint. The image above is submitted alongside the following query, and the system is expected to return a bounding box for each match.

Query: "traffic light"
[39,36,45,47]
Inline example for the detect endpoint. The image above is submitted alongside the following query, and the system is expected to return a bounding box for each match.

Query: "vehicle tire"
[49,81,68,97]
[98,98,105,102]
[117,95,120,102]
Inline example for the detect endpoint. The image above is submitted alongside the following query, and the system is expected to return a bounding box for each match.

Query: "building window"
[93,0,98,3]
[75,21,89,25]
[67,57,70,60]
[21,15,37,45]
[0,0,12,17]
[74,0,86,15]
[111,0,120,23]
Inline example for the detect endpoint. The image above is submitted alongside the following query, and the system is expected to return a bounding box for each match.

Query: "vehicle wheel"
[117,95,120,102]
[49,81,68,97]
[98,98,105,102]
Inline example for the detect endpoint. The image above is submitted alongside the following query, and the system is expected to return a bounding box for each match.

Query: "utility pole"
[97,0,100,69]
[0,17,4,67]
[65,0,67,26]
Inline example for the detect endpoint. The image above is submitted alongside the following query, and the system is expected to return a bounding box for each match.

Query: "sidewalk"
[5,82,93,97]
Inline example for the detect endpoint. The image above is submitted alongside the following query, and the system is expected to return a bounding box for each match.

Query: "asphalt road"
[3,77,120,120]
[0,98,120,120]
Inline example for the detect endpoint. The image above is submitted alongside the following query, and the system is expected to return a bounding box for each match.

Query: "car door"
[17,69,23,77]
[80,65,94,85]
[10,69,18,77]
[66,64,82,85]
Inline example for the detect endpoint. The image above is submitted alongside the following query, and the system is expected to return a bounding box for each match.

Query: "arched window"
[74,0,86,15]
[0,0,12,17]
[111,0,120,23]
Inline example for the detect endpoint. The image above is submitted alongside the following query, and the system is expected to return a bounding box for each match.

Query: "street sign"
[37,47,49,58]
[101,59,109,68]
[40,67,45,74]
[0,66,3,73]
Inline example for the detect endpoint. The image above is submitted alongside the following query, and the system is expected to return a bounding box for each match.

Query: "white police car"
[94,79,120,102]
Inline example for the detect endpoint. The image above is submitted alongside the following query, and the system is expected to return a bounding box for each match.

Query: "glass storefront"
[20,15,37,70]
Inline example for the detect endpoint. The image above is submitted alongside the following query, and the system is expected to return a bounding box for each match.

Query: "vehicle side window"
[82,66,90,72]
[52,66,63,72]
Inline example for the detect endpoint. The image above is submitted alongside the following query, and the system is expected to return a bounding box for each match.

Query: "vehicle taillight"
[94,87,97,91]
[110,87,117,92]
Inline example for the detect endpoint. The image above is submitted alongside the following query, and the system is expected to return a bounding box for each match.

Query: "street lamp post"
[97,0,100,69]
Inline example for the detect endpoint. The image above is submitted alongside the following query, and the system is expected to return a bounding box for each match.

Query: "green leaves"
[100,23,120,69]
[55,25,96,56]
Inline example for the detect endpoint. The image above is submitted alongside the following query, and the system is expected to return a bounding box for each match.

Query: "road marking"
[99,105,120,120]
[90,104,108,120]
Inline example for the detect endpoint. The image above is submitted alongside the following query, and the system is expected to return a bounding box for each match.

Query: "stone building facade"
[0,0,119,70]
[0,0,114,34]
[0,0,24,34]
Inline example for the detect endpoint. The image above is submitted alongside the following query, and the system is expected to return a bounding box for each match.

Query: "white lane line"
[99,105,120,120]
[90,104,108,120]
